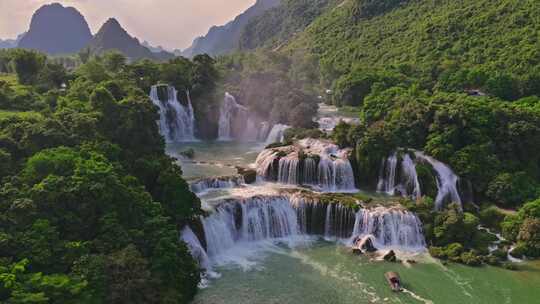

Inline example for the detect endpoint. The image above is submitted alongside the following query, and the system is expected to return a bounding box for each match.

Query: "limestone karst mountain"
[18,3,92,54]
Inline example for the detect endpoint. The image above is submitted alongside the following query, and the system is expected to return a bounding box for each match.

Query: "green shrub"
[460,251,482,267]
[479,206,506,231]
[446,243,464,261]
[487,172,538,207]
[517,218,540,258]
[491,249,508,261]
[429,246,447,260]
[416,162,437,199]
[265,142,289,149]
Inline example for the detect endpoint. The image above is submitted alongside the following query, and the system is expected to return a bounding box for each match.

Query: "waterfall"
[190,175,246,193]
[278,155,300,185]
[401,154,422,201]
[303,158,317,186]
[181,226,211,271]
[377,152,398,195]
[201,196,302,258]
[150,84,196,142]
[352,207,426,249]
[414,151,462,210]
[218,93,292,143]
[258,122,272,142]
[377,150,462,210]
[265,124,290,145]
[255,139,356,192]
[218,93,248,140]
[192,194,425,263]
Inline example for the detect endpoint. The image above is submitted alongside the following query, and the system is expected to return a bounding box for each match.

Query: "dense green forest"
[236,0,540,264]
[0,0,539,301]
[291,0,540,101]
[239,0,336,51]
[0,48,219,303]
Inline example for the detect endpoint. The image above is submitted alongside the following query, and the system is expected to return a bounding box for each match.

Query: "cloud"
[0,0,255,49]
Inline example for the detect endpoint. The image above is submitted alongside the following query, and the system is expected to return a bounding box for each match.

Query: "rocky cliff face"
[182,0,280,57]
[18,3,92,55]
[89,18,174,61]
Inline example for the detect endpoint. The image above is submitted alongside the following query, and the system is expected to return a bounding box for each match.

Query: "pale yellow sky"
[0,0,256,50]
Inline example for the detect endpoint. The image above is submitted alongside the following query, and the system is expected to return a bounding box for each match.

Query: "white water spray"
[150,85,196,142]
[414,151,462,210]
[192,194,425,268]
[255,139,356,192]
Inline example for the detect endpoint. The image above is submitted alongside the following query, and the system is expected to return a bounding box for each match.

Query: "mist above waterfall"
[218,93,248,140]
[150,84,196,142]
[218,92,290,143]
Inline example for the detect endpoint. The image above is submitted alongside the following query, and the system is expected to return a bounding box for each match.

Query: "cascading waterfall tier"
[377,150,462,210]
[150,84,196,142]
[377,152,421,200]
[192,193,425,263]
[255,138,356,192]
[218,93,289,142]
[190,175,246,193]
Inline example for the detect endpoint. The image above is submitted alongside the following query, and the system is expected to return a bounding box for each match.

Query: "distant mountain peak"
[18,2,92,54]
[101,18,122,30]
[95,18,132,40]
[89,17,173,61]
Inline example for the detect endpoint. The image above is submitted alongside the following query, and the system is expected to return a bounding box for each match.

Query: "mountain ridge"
[88,18,174,61]
[182,0,281,57]
[18,3,92,55]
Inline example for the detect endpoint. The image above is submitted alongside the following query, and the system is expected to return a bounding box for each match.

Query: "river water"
[192,242,540,304]
[165,104,540,304]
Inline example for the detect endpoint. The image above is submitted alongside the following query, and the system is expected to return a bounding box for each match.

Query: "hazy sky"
[0,0,256,50]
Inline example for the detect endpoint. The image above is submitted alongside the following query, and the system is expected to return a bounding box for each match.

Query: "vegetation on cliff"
[0,48,209,303]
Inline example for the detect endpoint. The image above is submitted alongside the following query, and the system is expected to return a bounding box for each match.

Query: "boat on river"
[385,272,402,292]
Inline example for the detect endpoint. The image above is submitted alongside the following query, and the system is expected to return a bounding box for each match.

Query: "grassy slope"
[288,0,540,82]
